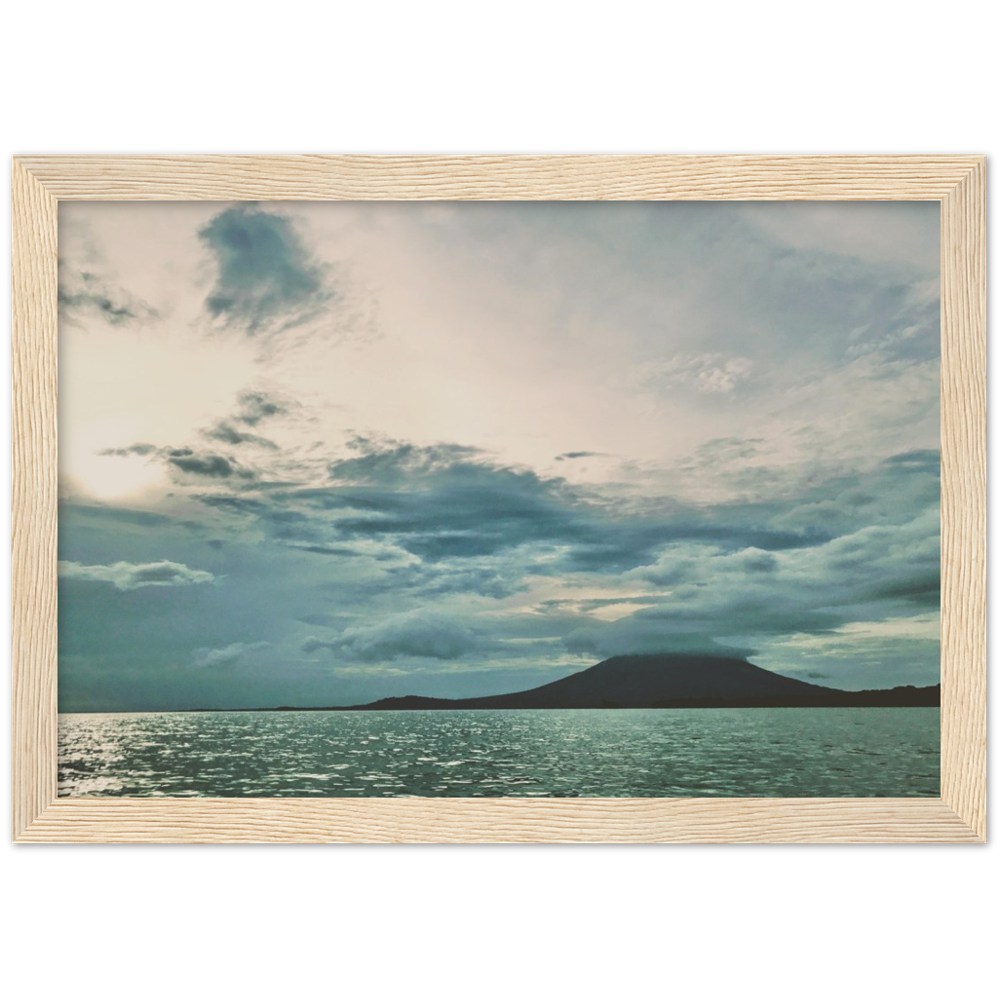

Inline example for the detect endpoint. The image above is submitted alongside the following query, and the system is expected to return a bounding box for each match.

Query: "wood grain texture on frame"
[940,158,987,840]
[11,158,58,842]
[12,154,986,201]
[10,154,987,843]
[15,798,981,844]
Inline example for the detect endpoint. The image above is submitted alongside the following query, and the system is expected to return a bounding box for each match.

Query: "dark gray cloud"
[67,431,939,705]
[234,390,288,426]
[565,629,756,660]
[302,610,480,662]
[306,438,832,572]
[320,475,585,561]
[199,207,330,335]
[166,448,255,480]
[98,442,257,481]
[56,437,941,706]
[97,443,158,458]
[199,390,289,449]
[286,542,370,558]
[58,267,158,327]
[195,495,269,515]
[565,502,939,660]
[194,436,932,587]
[192,435,939,603]
[555,451,604,461]
[328,437,483,485]
[327,439,651,566]
[203,421,277,449]
[311,438,588,559]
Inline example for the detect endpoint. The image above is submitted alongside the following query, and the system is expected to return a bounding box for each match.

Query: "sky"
[56,199,941,711]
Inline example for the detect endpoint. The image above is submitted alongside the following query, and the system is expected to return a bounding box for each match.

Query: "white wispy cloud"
[192,641,271,668]
[58,559,215,591]
[302,610,481,662]
[642,353,754,394]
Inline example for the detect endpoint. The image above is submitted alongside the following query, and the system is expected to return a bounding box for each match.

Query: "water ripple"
[58,708,940,798]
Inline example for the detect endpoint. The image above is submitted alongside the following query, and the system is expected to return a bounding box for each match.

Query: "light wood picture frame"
[11,155,986,843]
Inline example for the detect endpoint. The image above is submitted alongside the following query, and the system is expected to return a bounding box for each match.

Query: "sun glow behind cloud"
[62,418,165,500]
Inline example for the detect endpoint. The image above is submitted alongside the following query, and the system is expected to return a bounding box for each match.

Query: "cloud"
[563,502,940,659]
[302,610,480,662]
[555,451,604,461]
[739,201,940,273]
[314,438,594,560]
[166,448,255,480]
[684,437,766,465]
[97,442,258,480]
[198,206,330,335]
[59,559,215,591]
[202,421,277,449]
[192,641,271,669]
[234,390,288,426]
[328,436,483,485]
[198,389,290,450]
[564,628,754,659]
[647,353,754,394]
[320,476,588,562]
[386,560,527,600]
[97,443,159,458]
[288,543,370,557]
[753,616,940,689]
[881,449,940,472]
[186,437,938,671]
[61,503,173,528]
[58,267,158,327]
[195,494,269,515]
[235,435,852,578]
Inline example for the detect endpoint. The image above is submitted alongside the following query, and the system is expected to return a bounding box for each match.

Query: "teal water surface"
[57,707,939,798]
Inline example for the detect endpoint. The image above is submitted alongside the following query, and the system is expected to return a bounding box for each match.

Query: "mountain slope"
[473,654,829,708]
[336,654,939,710]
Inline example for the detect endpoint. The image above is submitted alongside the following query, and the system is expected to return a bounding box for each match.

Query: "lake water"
[57,707,939,798]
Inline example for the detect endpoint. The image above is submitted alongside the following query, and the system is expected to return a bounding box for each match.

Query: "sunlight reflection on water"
[58,707,939,798]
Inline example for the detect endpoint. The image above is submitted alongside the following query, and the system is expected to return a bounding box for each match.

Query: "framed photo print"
[11,155,985,842]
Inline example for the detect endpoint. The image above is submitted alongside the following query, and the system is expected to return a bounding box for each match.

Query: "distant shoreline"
[60,653,942,714]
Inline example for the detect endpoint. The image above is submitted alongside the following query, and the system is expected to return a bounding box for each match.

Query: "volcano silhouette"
[331,654,939,711]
